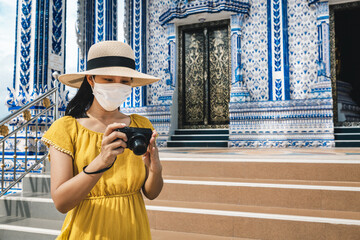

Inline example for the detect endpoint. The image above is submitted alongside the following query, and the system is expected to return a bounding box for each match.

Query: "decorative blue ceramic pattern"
[308,0,320,5]
[160,0,250,25]
[10,0,65,107]
[112,0,117,39]
[4,1,68,191]
[19,0,32,95]
[121,105,172,147]
[166,23,176,90]
[229,98,334,147]
[267,0,290,101]
[287,0,318,100]
[52,0,63,54]
[124,0,144,108]
[51,0,68,109]
[230,13,250,103]
[96,0,105,42]
[241,0,268,101]
[145,0,170,106]
[310,1,331,99]
[3,0,338,158]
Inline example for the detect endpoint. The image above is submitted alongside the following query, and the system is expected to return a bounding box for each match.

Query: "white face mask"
[91,79,132,111]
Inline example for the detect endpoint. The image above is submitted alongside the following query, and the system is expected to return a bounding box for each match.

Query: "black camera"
[116,127,153,155]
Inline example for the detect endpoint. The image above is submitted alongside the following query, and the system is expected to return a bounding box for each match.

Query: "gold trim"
[23,110,31,121]
[41,137,74,159]
[0,125,9,136]
[43,98,51,108]
[330,7,337,123]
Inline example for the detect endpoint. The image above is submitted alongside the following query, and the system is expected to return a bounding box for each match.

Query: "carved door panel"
[208,27,230,125]
[179,21,230,129]
[183,30,205,125]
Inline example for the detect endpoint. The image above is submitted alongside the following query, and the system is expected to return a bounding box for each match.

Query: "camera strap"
[83,158,116,175]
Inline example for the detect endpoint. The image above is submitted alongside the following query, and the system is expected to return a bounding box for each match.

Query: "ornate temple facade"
[6,0,360,148]
[121,0,335,148]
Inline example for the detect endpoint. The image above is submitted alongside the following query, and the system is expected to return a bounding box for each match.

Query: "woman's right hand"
[97,122,128,167]
[50,122,128,213]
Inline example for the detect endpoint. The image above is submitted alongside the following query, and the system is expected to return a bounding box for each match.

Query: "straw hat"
[58,41,160,88]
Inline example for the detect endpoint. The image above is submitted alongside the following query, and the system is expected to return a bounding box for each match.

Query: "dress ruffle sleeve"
[41,116,76,160]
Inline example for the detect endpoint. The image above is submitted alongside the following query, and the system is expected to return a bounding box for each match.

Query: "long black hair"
[65,77,94,118]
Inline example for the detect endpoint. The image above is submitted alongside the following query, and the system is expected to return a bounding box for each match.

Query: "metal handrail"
[0,154,48,197]
[0,87,59,197]
[0,87,58,126]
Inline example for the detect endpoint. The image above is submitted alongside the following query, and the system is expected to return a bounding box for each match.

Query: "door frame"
[178,19,231,129]
[330,1,360,126]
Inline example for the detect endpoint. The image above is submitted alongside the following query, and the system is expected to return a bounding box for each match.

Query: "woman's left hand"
[142,130,162,174]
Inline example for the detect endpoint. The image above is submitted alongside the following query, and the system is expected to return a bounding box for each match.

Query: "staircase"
[335,126,360,147]
[146,153,360,239]
[167,129,229,147]
[1,151,360,239]
[0,173,63,239]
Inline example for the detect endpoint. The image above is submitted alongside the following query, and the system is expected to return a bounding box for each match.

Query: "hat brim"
[58,67,160,88]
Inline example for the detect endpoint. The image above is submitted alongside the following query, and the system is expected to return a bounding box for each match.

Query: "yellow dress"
[41,114,153,240]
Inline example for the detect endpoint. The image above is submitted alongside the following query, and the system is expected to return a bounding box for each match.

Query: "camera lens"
[132,138,147,155]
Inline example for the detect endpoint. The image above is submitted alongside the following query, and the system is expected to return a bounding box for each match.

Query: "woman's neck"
[86,99,124,122]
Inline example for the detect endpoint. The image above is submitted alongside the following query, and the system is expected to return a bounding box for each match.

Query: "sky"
[0,0,124,119]
[0,0,17,119]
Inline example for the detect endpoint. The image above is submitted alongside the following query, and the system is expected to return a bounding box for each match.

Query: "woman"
[42,41,163,239]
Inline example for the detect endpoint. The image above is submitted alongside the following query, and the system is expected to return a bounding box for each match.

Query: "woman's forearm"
[51,156,106,213]
[142,169,163,200]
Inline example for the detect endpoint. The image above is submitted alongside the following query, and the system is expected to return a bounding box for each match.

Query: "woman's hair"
[65,77,93,118]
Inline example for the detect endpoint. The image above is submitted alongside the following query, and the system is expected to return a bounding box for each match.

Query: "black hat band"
[87,56,136,70]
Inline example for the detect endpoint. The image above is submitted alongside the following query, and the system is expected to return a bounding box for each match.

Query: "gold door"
[179,21,230,129]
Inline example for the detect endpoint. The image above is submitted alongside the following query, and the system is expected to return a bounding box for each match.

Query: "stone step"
[175,129,229,135]
[160,157,360,182]
[158,176,360,212]
[22,174,51,194]
[5,155,360,239]
[171,134,229,141]
[151,229,251,240]
[0,216,61,240]
[335,140,360,147]
[167,141,228,147]
[9,175,360,213]
[0,216,252,240]
[334,127,360,134]
[145,199,360,240]
[335,133,360,140]
[0,193,65,221]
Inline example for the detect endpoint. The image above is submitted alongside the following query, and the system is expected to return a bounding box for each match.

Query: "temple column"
[310,1,332,99]
[124,0,146,108]
[8,0,67,112]
[76,0,117,71]
[159,23,176,102]
[230,13,250,103]
[3,0,67,176]
[267,0,290,101]
[95,0,118,42]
